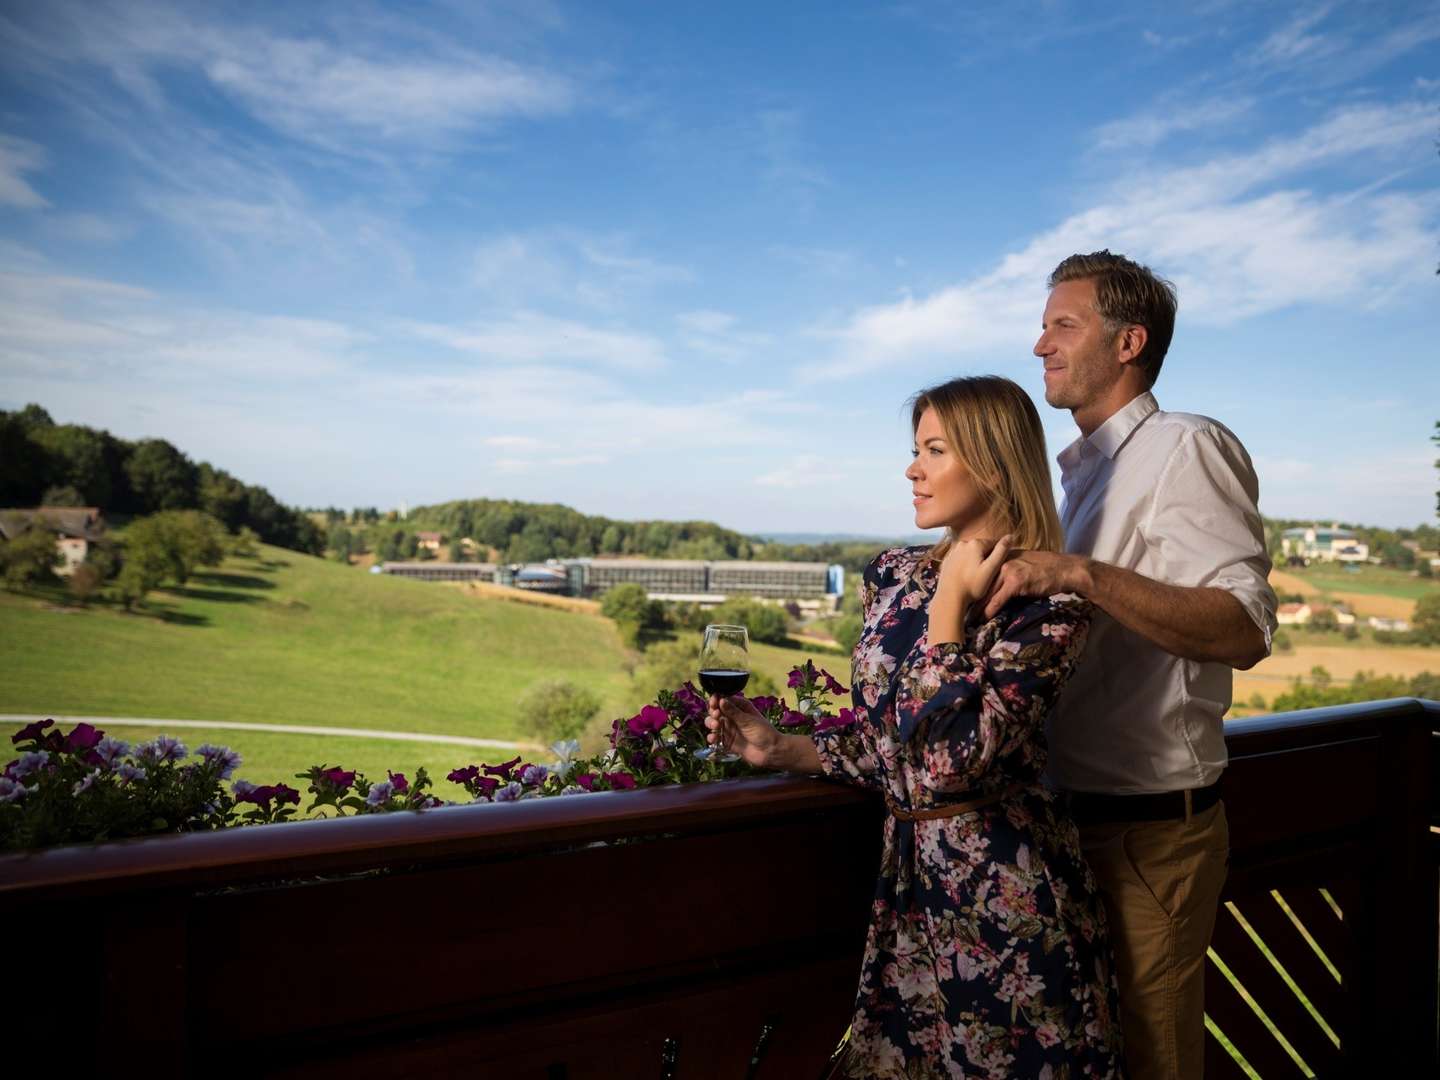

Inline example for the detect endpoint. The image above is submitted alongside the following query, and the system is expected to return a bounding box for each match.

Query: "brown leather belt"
[885,785,1022,821]
[1066,779,1223,825]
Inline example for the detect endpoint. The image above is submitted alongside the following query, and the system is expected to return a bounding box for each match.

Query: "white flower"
[549,739,581,780]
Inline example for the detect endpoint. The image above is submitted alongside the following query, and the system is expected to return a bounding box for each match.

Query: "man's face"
[1033,278,1123,415]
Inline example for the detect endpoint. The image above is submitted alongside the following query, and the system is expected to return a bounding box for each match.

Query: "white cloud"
[2,1,575,155]
[1092,98,1255,151]
[674,309,773,363]
[0,134,50,209]
[484,435,541,449]
[756,454,847,489]
[810,101,1440,379]
[1254,6,1335,65]
[471,229,691,310]
[405,312,668,371]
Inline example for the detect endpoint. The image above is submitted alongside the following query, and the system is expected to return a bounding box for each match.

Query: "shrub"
[0,524,60,589]
[67,562,102,605]
[707,598,788,645]
[1273,631,1293,653]
[833,614,864,654]
[518,680,602,744]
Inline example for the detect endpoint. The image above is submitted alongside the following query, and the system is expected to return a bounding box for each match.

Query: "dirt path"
[0,714,543,751]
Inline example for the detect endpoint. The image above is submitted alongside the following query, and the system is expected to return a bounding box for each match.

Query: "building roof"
[0,506,106,542]
[709,560,828,572]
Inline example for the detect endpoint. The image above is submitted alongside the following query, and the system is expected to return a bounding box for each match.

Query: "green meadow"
[0,545,841,787]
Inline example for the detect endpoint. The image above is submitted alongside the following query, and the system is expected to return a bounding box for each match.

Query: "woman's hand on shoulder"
[936,534,1012,608]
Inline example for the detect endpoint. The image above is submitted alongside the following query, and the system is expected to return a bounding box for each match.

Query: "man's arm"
[983,551,1269,669]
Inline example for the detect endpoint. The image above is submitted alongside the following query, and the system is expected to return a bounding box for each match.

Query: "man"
[983,250,1277,1080]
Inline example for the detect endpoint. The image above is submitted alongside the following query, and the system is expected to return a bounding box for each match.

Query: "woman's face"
[906,407,992,537]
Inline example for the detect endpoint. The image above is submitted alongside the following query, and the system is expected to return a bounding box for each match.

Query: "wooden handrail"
[1,697,1437,1078]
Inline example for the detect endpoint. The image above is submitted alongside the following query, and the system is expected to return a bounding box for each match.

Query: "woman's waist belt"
[885,784,1026,821]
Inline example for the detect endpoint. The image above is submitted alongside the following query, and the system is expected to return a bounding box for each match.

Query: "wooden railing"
[1,697,1437,1078]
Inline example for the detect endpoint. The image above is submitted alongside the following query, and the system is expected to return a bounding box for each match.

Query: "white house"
[1281,526,1369,564]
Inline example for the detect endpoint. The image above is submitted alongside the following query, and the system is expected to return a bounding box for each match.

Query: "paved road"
[0,714,543,752]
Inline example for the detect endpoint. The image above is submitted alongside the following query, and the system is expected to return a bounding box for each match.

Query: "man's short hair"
[1048,250,1177,386]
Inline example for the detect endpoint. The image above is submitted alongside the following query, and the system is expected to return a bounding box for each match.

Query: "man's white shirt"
[1046,391,1278,794]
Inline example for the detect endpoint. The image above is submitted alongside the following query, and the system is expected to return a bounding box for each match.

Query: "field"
[1270,565,1431,618]
[0,546,849,788]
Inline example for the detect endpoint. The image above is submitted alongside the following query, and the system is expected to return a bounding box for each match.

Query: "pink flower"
[626,705,669,737]
[815,708,857,733]
[604,772,637,791]
[321,767,356,792]
[749,695,779,714]
[575,773,596,791]
[820,669,849,696]
[64,723,103,752]
[777,709,809,727]
[674,682,707,719]
[387,771,409,794]
[483,755,522,781]
[11,719,53,745]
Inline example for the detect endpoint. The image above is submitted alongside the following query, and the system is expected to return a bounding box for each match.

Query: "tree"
[67,562,102,605]
[1413,593,1440,645]
[0,525,60,589]
[40,485,85,507]
[517,680,601,744]
[329,525,354,563]
[708,598,789,645]
[1308,608,1339,633]
[123,511,227,588]
[125,439,199,513]
[833,613,864,654]
[601,583,663,647]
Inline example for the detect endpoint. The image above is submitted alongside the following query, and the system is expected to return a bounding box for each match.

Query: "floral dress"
[813,546,1125,1079]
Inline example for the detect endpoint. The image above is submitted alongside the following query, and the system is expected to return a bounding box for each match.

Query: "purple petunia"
[11,751,50,779]
[94,737,131,768]
[820,669,849,696]
[72,768,102,796]
[365,781,394,807]
[749,695,779,715]
[604,772,637,791]
[493,781,523,802]
[387,771,409,794]
[197,744,243,781]
[674,682,707,720]
[447,765,479,784]
[117,762,147,783]
[519,763,548,786]
[0,776,28,802]
[135,736,188,765]
[319,766,354,791]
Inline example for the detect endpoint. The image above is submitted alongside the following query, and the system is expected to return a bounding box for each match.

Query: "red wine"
[699,669,750,696]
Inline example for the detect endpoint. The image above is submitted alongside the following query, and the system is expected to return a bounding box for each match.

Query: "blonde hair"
[909,375,1063,563]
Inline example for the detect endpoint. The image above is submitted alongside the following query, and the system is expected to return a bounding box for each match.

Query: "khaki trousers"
[1078,799,1229,1080]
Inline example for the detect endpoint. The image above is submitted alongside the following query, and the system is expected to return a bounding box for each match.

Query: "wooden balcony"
[2,696,1437,1078]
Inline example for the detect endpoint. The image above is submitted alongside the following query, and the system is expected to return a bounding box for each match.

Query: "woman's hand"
[706,694,781,768]
[936,534,1012,607]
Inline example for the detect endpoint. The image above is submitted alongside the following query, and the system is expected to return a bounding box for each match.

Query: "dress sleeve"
[896,595,1090,796]
[809,550,899,792]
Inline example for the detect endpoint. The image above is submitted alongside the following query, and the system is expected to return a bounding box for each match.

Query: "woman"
[708,376,1125,1078]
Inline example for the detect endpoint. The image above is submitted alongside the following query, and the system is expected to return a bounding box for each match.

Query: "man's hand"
[982,550,1088,619]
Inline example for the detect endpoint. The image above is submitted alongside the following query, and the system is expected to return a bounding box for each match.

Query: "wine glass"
[695,623,749,763]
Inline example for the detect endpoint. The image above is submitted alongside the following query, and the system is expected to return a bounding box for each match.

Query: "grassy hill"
[0,545,839,789]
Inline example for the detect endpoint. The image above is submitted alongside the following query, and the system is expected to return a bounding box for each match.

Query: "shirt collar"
[1084,391,1158,461]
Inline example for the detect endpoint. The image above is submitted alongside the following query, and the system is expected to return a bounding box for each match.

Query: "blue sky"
[0,0,1436,536]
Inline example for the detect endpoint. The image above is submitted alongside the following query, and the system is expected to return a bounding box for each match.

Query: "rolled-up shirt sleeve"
[1141,425,1278,650]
